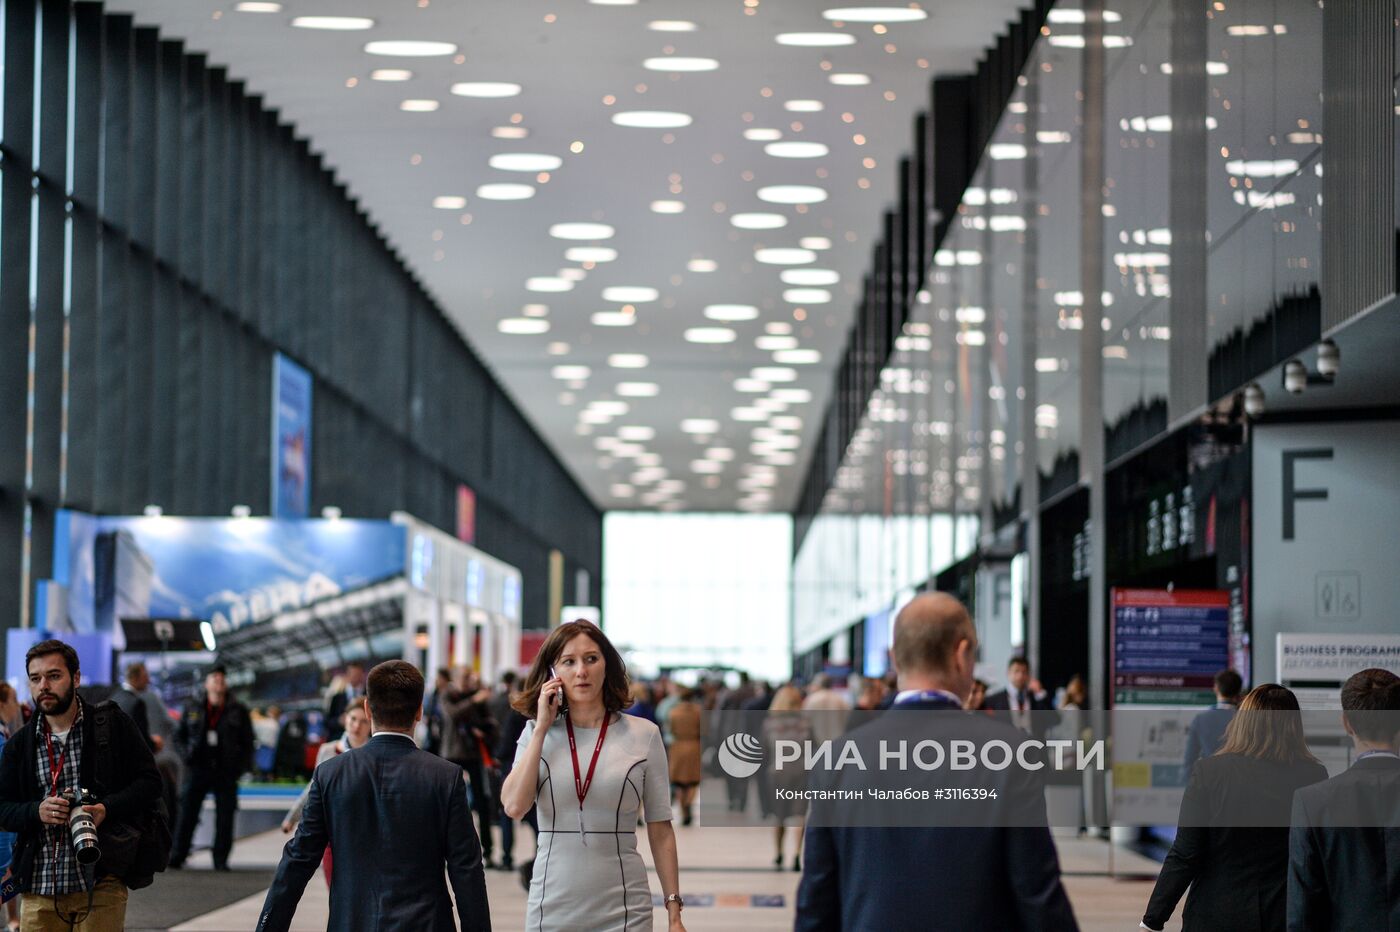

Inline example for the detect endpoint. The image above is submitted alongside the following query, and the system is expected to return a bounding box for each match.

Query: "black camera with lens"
[60,787,101,865]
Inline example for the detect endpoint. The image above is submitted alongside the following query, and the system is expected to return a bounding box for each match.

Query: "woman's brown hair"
[1215,683,1319,764]
[511,620,631,718]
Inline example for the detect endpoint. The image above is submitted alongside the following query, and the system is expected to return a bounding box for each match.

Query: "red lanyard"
[206,700,223,731]
[44,729,69,798]
[565,713,609,840]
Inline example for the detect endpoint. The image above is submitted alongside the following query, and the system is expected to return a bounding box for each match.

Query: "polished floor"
[124,802,1180,931]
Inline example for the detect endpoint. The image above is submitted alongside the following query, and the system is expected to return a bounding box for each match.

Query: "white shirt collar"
[371,731,416,743]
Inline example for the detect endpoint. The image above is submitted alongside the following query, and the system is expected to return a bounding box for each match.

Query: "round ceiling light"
[489,153,562,172]
[705,304,759,321]
[611,111,693,129]
[686,327,737,344]
[829,73,872,86]
[477,183,535,200]
[783,288,832,303]
[775,32,857,47]
[565,246,618,262]
[452,82,523,98]
[743,128,783,142]
[755,247,817,265]
[822,7,929,23]
[783,100,824,112]
[602,286,659,303]
[757,185,828,205]
[765,141,829,158]
[592,312,636,327]
[291,16,374,30]
[550,222,616,241]
[649,20,698,31]
[780,268,840,285]
[498,318,550,334]
[364,40,458,56]
[730,212,788,230]
[526,277,574,292]
[643,57,720,72]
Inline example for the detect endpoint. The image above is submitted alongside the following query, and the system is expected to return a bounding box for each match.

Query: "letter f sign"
[1282,448,1332,541]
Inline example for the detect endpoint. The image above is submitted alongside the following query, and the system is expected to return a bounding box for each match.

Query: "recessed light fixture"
[731,407,767,422]
[619,426,656,441]
[292,16,374,30]
[744,128,783,142]
[730,213,788,230]
[687,259,718,272]
[477,183,535,200]
[592,311,636,327]
[782,288,831,304]
[989,144,1028,160]
[527,277,574,292]
[691,460,724,474]
[498,318,550,334]
[822,6,928,23]
[522,304,549,317]
[705,304,759,321]
[492,126,530,139]
[234,2,281,12]
[828,73,872,86]
[775,32,858,47]
[400,99,441,112]
[783,100,824,112]
[649,20,699,32]
[552,365,591,380]
[643,57,720,72]
[755,336,798,351]
[765,141,829,158]
[489,153,562,172]
[547,342,571,355]
[591,0,639,5]
[735,377,773,391]
[781,268,840,286]
[799,236,833,250]
[566,247,619,262]
[773,388,812,402]
[755,247,817,265]
[557,268,588,282]
[609,354,650,369]
[770,416,803,430]
[752,367,799,382]
[602,286,659,303]
[432,195,467,209]
[452,82,523,98]
[371,69,414,82]
[364,41,458,57]
[650,200,686,214]
[550,222,616,240]
[774,348,822,364]
[757,185,828,205]
[612,111,693,129]
[681,419,721,434]
[685,327,737,344]
[617,382,660,397]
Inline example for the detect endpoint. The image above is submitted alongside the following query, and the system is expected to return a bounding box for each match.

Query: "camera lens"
[65,789,101,865]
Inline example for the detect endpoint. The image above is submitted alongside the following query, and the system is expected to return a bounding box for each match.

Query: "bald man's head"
[892,593,977,699]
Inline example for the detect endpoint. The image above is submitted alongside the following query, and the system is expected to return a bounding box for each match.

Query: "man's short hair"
[501,670,517,687]
[1341,668,1400,743]
[25,639,79,677]
[1007,657,1030,670]
[125,661,147,682]
[346,660,365,670]
[1214,669,1243,700]
[892,593,973,675]
[368,660,425,730]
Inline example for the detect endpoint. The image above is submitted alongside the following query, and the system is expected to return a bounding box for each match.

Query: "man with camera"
[0,639,162,931]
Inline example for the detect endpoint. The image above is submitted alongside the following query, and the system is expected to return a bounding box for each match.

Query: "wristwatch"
[664,894,684,910]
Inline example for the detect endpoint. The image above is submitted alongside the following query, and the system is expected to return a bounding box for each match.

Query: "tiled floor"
[154,821,1177,931]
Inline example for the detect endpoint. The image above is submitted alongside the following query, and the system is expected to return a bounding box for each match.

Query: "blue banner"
[272,354,313,518]
[56,511,405,635]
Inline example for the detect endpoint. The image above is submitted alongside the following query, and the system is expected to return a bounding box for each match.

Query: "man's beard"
[40,685,75,717]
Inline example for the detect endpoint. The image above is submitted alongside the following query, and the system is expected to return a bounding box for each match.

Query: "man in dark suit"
[795,593,1079,931]
[1288,667,1400,932]
[323,661,366,742]
[1183,669,1242,775]
[985,657,1059,739]
[258,660,491,932]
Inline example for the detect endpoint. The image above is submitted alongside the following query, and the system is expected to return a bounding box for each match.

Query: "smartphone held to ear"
[549,666,568,715]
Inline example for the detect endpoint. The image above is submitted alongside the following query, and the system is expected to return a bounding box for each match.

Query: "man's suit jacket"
[1183,705,1236,775]
[1288,755,1400,932]
[257,733,491,932]
[1143,753,1328,931]
[984,688,1060,740]
[794,697,1079,931]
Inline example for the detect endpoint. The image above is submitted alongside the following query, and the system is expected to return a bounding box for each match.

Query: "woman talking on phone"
[502,620,686,932]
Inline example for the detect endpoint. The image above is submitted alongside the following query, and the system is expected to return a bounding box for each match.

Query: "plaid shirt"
[32,701,86,895]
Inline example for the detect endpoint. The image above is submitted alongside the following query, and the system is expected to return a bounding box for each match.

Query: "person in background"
[488,671,517,736]
[170,663,255,871]
[1183,669,1243,777]
[802,673,852,750]
[967,678,990,712]
[280,698,371,886]
[1141,684,1327,932]
[494,703,538,880]
[667,688,703,827]
[655,680,682,751]
[109,663,154,752]
[625,682,657,724]
[441,668,499,868]
[323,661,366,742]
[1288,667,1400,931]
[0,683,21,931]
[425,667,452,756]
[763,685,811,871]
[984,657,1057,736]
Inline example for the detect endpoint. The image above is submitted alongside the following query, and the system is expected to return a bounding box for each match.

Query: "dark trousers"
[500,804,538,865]
[172,766,239,867]
[455,758,494,859]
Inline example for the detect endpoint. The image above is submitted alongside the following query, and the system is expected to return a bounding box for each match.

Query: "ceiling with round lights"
[107,0,1024,513]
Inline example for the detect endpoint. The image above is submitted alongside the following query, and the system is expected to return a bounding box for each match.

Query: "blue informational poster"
[1111,588,1232,706]
[272,353,313,518]
[53,511,405,636]
[863,608,892,678]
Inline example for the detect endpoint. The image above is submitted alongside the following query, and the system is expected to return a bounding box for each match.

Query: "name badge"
[206,730,219,747]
